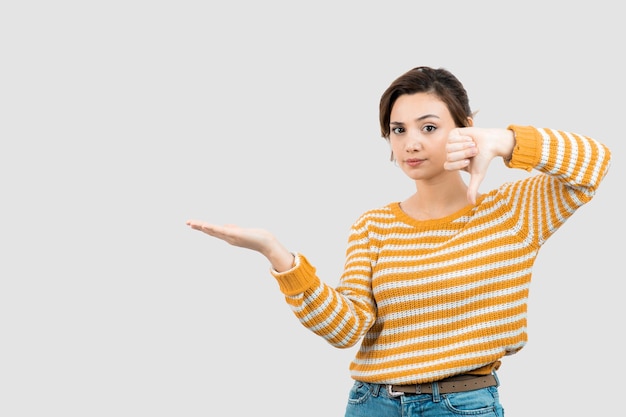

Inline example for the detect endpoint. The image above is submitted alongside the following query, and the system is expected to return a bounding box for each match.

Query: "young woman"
[187,66,611,416]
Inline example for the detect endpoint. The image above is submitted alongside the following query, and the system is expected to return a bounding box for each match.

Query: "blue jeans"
[344,376,504,417]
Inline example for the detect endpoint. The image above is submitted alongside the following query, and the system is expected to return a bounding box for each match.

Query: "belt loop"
[492,371,501,388]
[431,381,441,402]
[370,383,381,397]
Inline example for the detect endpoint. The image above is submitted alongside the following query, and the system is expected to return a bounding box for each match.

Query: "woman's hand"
[444,127,515,204]
[186,220,295,272]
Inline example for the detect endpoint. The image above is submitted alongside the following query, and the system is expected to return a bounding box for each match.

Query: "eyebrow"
[390,114,441,125]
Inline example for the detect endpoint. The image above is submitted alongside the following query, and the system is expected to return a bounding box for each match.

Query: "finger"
[446,148,476,166]
[443,158,470,172]
[447,127,475,144]
[446,139,476,154]
[200,223,228,237]
[445,144,477,171]
[467,172,484,205]
[186,220,207,231]
[187,221,227,238]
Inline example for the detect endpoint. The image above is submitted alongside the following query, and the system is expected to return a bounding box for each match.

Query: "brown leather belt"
[387,373,497,397]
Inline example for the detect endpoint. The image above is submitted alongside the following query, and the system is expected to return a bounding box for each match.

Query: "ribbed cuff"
[270,253,319,296]
[505,125,542,172]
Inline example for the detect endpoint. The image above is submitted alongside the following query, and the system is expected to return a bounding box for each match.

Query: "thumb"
[466,171,485,205]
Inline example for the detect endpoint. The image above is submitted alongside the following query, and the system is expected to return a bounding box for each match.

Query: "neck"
[402,175,472,220]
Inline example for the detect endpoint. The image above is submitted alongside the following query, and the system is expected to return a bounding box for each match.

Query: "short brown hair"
[379,66,473,139]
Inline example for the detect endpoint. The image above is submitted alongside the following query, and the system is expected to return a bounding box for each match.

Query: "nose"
[405,131,422,152]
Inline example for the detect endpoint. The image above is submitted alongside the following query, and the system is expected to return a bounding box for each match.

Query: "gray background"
[1,1,623,416]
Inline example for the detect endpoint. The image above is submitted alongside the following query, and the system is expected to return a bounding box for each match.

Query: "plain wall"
[1,2,622,416]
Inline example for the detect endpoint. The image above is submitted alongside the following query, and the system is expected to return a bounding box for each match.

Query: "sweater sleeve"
[502,125,611,245]
[270,220,377,349]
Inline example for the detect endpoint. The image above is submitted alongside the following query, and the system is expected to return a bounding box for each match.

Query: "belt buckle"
[386,385,404,397]
[387,384,421,397]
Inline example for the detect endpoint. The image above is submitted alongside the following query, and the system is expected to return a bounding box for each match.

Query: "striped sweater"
[271,125,611,385]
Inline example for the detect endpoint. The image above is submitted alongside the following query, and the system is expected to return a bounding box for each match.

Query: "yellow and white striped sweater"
[271,125,611,385]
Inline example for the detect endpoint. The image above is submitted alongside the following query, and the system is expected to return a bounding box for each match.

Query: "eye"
[391,126,405,135]
[423,124,436,133]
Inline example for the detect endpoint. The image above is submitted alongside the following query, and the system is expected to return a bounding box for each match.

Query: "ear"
[466,116,474,127]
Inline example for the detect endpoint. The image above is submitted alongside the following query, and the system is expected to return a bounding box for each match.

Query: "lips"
[405,158,424,167]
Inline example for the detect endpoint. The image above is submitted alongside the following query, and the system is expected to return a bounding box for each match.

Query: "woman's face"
[388,92,457,182]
